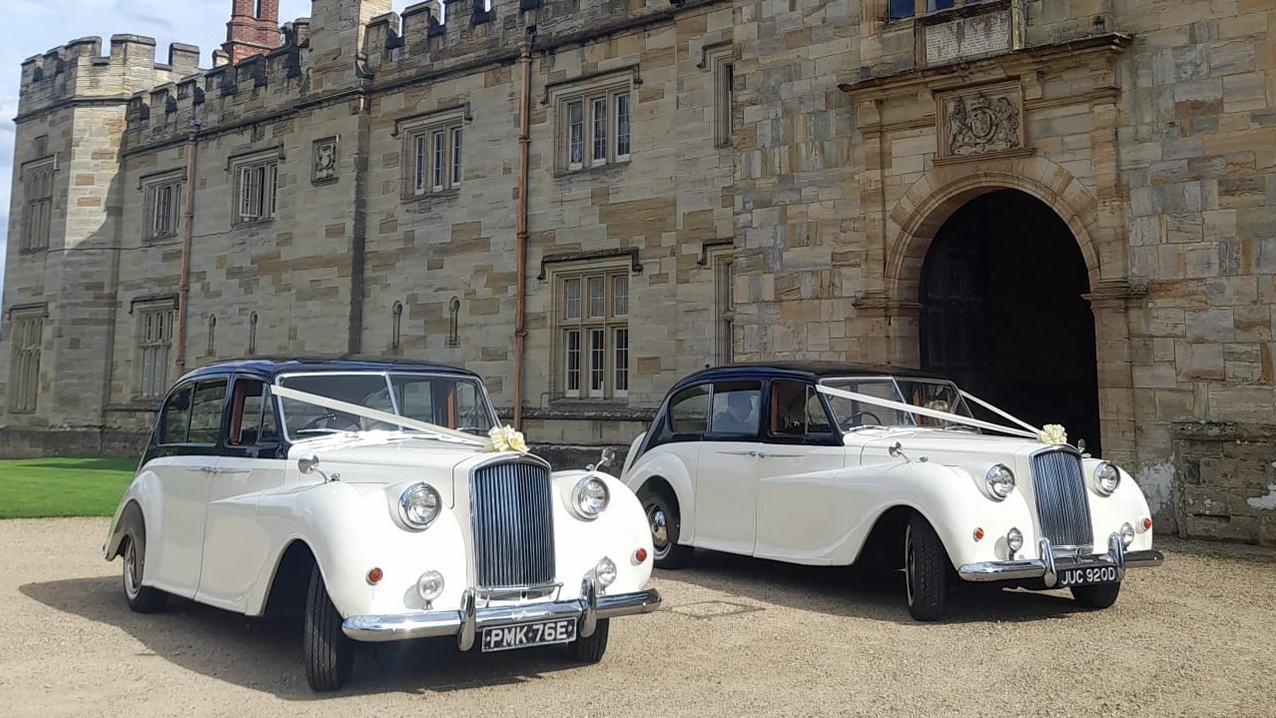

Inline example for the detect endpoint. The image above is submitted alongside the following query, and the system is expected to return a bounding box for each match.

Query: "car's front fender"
[829,460,1037,570]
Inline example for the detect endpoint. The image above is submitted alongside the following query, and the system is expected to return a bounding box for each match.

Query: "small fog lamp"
[1120,522,1136,548]
[595,557,617,588]
[417,570,445,603]
[1007,527,1024,553]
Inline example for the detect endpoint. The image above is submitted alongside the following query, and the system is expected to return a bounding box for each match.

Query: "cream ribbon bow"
[485,425,528,454]
[1036,424,1068,445]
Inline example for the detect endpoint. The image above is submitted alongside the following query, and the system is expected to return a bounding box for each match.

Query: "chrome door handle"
[719,450,758,457]
[758,452,802,459]
[190,466,218,473]
[217,468,250,475]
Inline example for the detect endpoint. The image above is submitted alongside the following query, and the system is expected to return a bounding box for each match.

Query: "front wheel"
[304,565,355,691]
[639,488,693,569]
[568,618,609,662]
[1071,582,1121,609]
[904,515,949,621]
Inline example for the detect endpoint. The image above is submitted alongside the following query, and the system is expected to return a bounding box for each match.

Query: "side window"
[667,384,710,434]
[228,379,279,447]
[188,380,228,445]
[158,385,194,445]
[768,380,836,439]
[708,380,761,438]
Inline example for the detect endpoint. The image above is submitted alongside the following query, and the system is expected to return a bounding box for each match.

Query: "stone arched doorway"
[918,189,1102,454]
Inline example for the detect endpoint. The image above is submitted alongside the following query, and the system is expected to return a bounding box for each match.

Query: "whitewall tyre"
[904,515,948,621]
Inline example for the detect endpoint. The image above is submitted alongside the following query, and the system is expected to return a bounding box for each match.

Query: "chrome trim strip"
[342,587,662,643]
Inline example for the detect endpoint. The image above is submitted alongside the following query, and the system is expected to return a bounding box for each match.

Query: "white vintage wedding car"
[103,359,660,691]
[620,362,1162,620]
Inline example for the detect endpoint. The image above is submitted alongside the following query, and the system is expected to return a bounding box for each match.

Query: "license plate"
[1057,565,1119,588]
[480,619,577,652]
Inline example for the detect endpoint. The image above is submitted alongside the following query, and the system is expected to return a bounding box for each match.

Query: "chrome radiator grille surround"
[1028,449,1094,549]
[470,460,556,589]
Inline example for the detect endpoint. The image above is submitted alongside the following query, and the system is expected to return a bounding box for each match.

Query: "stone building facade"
[3,0,1275,543]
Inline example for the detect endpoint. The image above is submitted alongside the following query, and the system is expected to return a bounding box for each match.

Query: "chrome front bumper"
[959,534,1164,588]
[342,577,661,649]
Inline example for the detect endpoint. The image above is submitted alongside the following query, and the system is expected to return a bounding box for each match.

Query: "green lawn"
[0,457,137,519]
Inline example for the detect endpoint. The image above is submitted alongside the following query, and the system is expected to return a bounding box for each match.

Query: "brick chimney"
[223,0,281,64]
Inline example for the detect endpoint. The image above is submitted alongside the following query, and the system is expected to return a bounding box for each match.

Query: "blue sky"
[0,1,417,299]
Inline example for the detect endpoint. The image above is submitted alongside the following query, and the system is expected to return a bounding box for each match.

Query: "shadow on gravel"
[20,576,580,700]
[659,549,1090,625]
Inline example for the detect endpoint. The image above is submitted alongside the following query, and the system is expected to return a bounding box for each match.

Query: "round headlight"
[1120,522,1135,548]
[1007,527,1024,553]
[417,570,445,602]
[595,556,617,587]
[571,476,610,520]
[985,464,1015,501]
[1094,462,1121,496]
[399,482,441,529]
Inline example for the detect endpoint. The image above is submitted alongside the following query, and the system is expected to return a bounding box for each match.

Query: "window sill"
[553,160,631,180]
[233,218,276,228]
[402,187,461,204]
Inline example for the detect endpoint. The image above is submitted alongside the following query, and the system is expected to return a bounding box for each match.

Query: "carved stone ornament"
[939,88,1022,158]
[312,136,339,184]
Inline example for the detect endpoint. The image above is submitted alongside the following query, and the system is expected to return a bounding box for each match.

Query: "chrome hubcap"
[124,539,141,599]
[646,505,670,558]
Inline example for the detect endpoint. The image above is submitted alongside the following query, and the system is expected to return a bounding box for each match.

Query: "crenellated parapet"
[362,0,676,84]
[106,0,698,150]
[17,35,202,119]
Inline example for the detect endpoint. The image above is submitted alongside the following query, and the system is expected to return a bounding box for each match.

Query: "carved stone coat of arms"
[940,89,1023,158]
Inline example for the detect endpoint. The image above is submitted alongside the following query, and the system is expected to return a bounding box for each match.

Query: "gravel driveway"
[2,518,1273,717]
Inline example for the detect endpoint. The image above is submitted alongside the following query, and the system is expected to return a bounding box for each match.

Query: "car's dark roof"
[671,361,948,391]
[175,356,480,385]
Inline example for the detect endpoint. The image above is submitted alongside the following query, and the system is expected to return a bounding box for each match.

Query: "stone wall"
[3,0,1276,542]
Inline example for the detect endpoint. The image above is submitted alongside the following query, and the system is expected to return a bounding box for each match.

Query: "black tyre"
[568,618,610,663]
[1071,582,1121,609]
[121,519,167,614]
[304,565,355,691]
[904,514,949,621]
[639,486,693,569]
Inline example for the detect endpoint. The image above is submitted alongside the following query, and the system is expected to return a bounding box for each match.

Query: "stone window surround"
[885,0,1000,22]
[138,167,186,241]
[20,155,57,254]
[6,303,47,414]
[228,147,282,225]
[703,45,735,149]
[546,67,639,175]
[394,104,470,200]
[132,296,178,401]
[546,256,633,401]
[704,243,735,365]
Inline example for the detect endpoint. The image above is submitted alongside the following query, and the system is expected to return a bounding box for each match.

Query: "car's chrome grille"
[470,460,556,589]
[1029,449,1093,549]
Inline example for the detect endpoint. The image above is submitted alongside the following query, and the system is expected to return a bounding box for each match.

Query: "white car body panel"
[622,372,1157,576]
[105,367,656,629]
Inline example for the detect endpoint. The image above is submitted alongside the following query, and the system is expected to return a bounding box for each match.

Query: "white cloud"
[0,1,431,298]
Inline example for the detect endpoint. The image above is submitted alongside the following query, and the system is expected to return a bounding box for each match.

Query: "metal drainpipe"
[174,126,198,374]
[513,29,535,430]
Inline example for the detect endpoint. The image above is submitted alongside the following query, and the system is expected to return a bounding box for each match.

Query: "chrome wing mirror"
[888,442,911,462]
[587,447,617,473]
[298,454,336,482]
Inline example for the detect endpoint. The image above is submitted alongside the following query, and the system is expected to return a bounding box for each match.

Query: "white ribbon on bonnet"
[814,384,1053,442]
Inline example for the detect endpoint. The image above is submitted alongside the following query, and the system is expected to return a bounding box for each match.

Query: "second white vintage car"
[103,359,660,690]
[620,362,1162,620]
